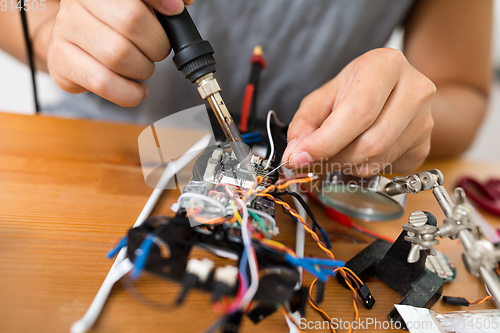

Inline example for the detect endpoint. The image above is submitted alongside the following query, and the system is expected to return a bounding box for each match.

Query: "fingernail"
[162,0,184,15]
[144,87,149,100]
[289,151,313,168]
[282,138,297,162]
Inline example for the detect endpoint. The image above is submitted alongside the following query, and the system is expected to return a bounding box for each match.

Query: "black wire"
[20,5,40,113]
[272,191,332,249]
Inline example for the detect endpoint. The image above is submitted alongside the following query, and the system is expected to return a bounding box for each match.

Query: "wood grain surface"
[0,112,499,333]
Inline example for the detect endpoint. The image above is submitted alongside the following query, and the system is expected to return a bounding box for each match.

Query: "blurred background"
[1,2,499,162]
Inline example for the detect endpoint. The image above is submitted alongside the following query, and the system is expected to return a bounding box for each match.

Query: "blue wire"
[131,234,155,280]
[285,254,344,282]
[106,235,128,259]
[318,227,332,249]
[238,245,249,290]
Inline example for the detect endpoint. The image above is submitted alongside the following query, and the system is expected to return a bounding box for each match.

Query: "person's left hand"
[282,48,436,177]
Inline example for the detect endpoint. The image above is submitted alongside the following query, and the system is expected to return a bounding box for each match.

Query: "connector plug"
[212,265,239,302]
[442,296,470,306]
[357,284,375,309]
[176,258,214,305]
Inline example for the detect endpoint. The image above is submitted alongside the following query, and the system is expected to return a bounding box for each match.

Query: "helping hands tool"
[156,8,256,180]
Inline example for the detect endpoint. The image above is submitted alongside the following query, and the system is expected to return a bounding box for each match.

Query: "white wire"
[70,259,133,333]
[71,134,212,333]
[247,208,277,231]
[282,168,306,283]
[235,198,259,310]
[177,192,226,218]
[264,110,285,170]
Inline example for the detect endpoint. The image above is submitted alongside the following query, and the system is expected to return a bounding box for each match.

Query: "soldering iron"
[156,8,256,180]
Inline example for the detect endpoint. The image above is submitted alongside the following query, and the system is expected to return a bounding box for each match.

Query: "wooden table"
[0,112,499,333]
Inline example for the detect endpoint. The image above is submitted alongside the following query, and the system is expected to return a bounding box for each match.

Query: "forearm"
[429,83,489,157]
[0,1,59,72]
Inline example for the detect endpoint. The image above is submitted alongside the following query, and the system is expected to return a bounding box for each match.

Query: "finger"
[288,53,403,168]
[65,2,154,81]
[333,109,434,177]
[49,39,148,107]
[328,69,436,167]
[81,0,170,62]
[143,0,185,15]
[390,138,431,175]
[287,79,341,144]
[283,68,354,165]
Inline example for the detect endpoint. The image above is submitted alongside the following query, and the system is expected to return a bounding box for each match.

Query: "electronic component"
[357,284,375,309]
[442,296,471,306]
[177,258,214,304]
[179,144,276,236]
[212,265,239,302]
[202,150,267,189]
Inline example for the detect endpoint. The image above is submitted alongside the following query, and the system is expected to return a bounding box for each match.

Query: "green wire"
[249,210,270,239]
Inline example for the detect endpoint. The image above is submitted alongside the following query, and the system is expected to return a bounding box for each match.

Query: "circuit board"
[179,146,277,237]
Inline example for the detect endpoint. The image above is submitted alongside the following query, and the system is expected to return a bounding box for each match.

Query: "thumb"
[144,0,185,15]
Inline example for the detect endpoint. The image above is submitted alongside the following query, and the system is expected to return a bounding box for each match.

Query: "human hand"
[282,48,436,177]
[47,0,194,107]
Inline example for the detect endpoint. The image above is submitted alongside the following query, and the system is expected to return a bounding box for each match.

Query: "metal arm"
[386,170,500,307]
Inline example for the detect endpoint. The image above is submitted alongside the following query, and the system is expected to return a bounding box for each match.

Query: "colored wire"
[351,223,394,243]
[248,210,269,238]
[259,238,296,256]
[177,193,226,217]
[303,186,395,243]
[281,307,305,333]
[247,208,277,232]
[273,191,332,249]
[239,83,255,132]
[335,268,360,332]
[469,296,493,304]
[20,8,40,112]
[229,198,259,313]
[308,278,336,333]
[257,192,336,260]
[264,110,286,169]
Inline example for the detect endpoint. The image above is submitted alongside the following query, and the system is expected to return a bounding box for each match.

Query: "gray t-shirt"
[44,0,416,124]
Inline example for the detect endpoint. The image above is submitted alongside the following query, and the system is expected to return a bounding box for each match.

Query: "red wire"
[302,186,394,243]
[239,84,255,132]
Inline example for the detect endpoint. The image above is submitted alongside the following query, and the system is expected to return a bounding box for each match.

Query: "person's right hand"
[47,0,193,107]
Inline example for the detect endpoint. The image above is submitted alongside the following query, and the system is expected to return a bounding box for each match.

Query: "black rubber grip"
[156,8,216,82]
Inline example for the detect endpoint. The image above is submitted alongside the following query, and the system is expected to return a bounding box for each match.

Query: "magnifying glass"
[317,171,407,221]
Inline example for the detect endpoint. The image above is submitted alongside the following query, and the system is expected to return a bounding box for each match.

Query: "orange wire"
[469,296,493,304]
[308,278,336,333]
[257,193,336,260]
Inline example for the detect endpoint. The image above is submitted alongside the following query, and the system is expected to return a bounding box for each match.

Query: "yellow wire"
[231,201,242,224]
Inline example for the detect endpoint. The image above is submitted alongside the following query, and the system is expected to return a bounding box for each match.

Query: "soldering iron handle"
[155,8,216,82]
